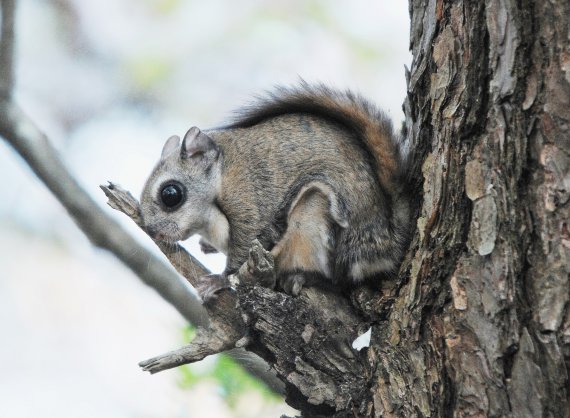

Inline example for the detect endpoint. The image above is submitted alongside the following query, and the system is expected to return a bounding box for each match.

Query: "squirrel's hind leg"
[270,181,343,295]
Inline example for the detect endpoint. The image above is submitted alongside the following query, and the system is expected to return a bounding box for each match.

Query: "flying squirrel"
[140,83,412,299]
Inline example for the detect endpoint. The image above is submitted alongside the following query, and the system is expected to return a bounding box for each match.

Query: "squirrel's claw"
[280,273,306,296]
[195,274,231,303]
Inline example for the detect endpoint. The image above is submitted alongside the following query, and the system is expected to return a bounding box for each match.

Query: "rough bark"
[395,0,570,416]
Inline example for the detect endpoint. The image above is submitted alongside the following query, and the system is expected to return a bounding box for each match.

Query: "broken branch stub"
[101,182,245,371]
[138,327,234,374]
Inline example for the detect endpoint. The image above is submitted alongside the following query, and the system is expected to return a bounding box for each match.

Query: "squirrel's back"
[227,83,407,198]
[219,83,411,285]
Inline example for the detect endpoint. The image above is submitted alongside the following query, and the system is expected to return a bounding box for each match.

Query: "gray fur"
[140,85,412,293]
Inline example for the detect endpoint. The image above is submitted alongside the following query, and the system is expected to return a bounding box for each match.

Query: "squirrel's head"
[140,127,222,243]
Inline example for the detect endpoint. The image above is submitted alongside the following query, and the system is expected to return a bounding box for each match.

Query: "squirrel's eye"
[160,184,184,208]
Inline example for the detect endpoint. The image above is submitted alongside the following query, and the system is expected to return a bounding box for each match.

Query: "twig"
[101,182,247,371]
[0,0,16,97]
[139,327,234,374]
[100,182,210,287]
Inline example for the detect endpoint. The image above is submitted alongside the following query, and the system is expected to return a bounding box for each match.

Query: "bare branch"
[101,182,210,287]
[101,183,248,365]
[99,182,378,413]
[0,0,16,97]
[100,184,296,392]
[0,102,207,326]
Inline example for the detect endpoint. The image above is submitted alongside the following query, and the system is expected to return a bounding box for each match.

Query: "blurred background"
[0,0,410,417]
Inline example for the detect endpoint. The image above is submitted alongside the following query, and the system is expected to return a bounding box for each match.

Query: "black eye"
[160,183,184,208]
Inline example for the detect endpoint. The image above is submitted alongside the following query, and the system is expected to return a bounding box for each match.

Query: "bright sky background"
[0,1,410,417]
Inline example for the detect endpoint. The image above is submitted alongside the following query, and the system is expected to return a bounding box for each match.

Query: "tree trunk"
[374,0,570,416]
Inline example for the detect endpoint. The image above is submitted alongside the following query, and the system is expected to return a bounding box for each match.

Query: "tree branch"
[100,182,210,287]
[101,183,375,415]
[0,103,208,326]
[101,182,247,367]
[139,327,235,374]
[0,0,15,97]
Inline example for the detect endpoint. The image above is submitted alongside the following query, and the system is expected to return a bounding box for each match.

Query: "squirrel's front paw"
[195,274,231,303]
[199,238,219,254]
[279,273,306,296]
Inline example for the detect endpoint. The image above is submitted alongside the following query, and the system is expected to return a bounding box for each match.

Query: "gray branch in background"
[0,103,209,328]
[0,0,15,96]
[0,0,283,394]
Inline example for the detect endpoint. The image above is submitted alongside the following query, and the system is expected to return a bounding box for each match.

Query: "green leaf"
[213,354,281,407]
[176,326,281,407]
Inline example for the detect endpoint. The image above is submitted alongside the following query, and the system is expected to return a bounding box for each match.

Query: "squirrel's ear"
[161,135,181,160]
[181,127,219,161]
